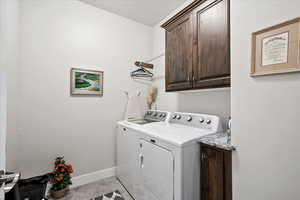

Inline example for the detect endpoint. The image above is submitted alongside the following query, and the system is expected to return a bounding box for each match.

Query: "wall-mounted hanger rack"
[131,60,154,80]
[130,52,165,82]
[134,61,153,69]
[134,52,165,69]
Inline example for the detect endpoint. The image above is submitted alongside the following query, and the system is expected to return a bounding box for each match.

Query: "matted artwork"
[70,68,103,96]
[251,17,300,76]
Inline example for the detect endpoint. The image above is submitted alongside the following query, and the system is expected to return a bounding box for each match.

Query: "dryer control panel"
[169,112,223,132]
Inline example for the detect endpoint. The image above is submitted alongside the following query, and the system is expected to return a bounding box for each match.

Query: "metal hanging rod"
[145,52,165,63]
[134,61,153,69]
[134,52,165,69]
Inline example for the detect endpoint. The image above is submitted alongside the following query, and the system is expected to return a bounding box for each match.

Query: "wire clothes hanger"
[130,66,153,78]
[130,62,153,80]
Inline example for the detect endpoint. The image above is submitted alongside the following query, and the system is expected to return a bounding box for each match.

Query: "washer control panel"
[144,110,169,122]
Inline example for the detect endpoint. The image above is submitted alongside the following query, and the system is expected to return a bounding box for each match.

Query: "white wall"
[0,74,6,200]
[0,0,19,172]
[151,0,231,126]
[9,3,300,199]
[231,0,300,199]
[18,0,153,178]
[0,73,7,170]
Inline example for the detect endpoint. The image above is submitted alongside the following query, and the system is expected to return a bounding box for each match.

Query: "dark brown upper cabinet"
[164,13,193,91]
[162,0,230,92]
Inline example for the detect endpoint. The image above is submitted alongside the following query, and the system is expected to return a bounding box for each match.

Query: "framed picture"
[70,68,103,96]
[251,17,300,76]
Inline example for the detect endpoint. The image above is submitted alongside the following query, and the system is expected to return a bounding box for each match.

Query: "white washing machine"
[117,111,222,200]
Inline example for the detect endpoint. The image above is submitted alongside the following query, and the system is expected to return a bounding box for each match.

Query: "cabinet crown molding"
[161,0,203,29]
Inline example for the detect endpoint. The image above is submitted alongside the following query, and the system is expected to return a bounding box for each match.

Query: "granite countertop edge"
[198,133,236,151]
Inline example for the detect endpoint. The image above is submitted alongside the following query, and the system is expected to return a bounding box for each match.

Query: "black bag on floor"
[6,174,50,200]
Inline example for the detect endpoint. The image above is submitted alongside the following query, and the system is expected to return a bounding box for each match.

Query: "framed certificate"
[251,17,300,76]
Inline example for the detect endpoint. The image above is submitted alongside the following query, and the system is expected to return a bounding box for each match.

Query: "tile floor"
[48,177,134,200]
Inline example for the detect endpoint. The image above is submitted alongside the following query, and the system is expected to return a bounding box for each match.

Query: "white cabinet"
[140,139,174,200]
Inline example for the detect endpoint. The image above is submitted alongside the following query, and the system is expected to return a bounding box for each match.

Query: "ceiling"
[78,0,188,26]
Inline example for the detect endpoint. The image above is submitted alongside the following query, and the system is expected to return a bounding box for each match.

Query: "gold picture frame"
[251,17,300,76]
[70,68,104,96]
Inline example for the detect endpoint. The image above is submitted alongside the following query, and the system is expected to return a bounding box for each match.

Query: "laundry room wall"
[0,0,19,172]
[151,0,231,127]
[18,0,153,178]
[231,0,300,200]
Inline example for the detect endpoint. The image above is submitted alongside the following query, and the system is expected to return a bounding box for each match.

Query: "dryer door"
[140,139,174,200]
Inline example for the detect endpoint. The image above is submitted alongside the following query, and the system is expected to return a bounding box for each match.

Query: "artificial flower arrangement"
[50,157,73,199]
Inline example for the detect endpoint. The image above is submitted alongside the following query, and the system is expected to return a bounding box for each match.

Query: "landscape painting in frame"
[71,68,103,96]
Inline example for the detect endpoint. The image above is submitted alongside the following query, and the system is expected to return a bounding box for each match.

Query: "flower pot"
[50,188,69,199]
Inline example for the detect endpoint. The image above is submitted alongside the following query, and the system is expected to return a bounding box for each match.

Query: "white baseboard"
[71,167,116,188]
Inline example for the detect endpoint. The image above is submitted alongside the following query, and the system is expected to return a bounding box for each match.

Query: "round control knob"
[153,112,158,117]
[176,115,181,120]
[172,115,177,119]
[199,118,205,123]
[159,113,163,117]
[162,113,166,117]
[206,119,212,124]
[187,116,193,122]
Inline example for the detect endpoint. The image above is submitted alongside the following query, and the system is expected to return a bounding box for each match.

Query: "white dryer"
[117,111,223,200]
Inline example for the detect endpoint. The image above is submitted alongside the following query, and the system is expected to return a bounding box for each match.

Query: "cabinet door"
[201,147,224,200]
[193,0,230,89]
[165,13,193,91]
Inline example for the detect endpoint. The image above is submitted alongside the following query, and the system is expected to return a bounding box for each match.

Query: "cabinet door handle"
[201,153,207,161]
